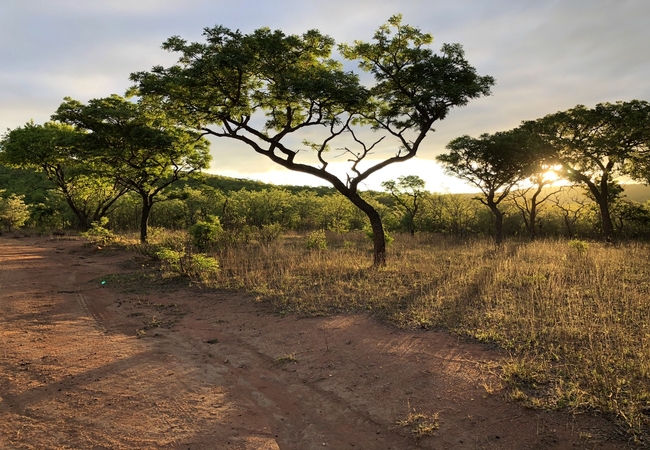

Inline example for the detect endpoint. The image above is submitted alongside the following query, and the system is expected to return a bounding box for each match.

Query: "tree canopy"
[130,14,494,265]
[381,175,426,235]
[52,95,211,242]
[524,100,650,240]
[0,121,128,229]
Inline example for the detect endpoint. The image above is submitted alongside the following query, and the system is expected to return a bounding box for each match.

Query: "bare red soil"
[0,236,628,449]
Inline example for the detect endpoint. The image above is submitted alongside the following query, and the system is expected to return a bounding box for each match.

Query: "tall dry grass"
[140,230,650,439]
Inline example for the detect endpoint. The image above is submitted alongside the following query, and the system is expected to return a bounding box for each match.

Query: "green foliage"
[256,222,283,245]
[382,175,426,234]
[155,247,183,270]
[525,100,650,239]
[0,165,51,204]
[81,217,115,244]
[306,229,328,250]
[131,15,494,265]
[188,215,223,251]
[188,254,220,280]
[437,128,548,243]
[0,191,30,231]
[155,246,219,281]
[0,121,127,230]
[52,94,212,242]
[568,239,589,254]
[364,226,393,246]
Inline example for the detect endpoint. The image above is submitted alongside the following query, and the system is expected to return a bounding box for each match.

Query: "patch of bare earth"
[0,236,628,449]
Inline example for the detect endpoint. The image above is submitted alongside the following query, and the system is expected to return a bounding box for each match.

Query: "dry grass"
[139,230,650,440]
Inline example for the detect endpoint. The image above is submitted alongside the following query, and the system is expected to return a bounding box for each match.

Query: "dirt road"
[0,236,625,449]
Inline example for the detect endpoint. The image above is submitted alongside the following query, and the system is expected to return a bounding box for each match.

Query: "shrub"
[187,253,220,281]
[568,239,589,254]
[155,247,183,272]
[306,229,328,250]
[155,246,219,282]
[189,216,223,251]
[364,227,394,246]
[82,217,115,244]
[256,223,283,245]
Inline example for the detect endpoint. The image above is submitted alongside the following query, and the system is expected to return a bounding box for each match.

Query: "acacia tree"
[0,121,128,230]
[381,175,426,235]
[53,95,211,243]
[525,100,650,241]
[130,15,494,266]
[437,129,542,244]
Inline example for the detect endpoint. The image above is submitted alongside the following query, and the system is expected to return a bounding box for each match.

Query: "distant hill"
[620,183,650,203]
[184,173,337,196]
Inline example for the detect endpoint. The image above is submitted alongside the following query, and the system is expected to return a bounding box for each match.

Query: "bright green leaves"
[0,120,128,229]
[52,95,211,241]
[0,121,83,169]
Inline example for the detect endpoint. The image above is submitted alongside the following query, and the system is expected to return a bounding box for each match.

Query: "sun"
[541,164,563,183]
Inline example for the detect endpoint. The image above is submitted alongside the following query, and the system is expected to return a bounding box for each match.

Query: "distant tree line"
[2,164,650,242]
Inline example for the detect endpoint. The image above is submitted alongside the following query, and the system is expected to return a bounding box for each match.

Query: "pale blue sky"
[1,0,648,192]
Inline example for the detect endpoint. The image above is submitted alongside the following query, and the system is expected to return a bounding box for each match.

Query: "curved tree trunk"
[347,192,386,267]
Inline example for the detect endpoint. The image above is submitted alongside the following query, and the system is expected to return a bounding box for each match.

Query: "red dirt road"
[0,236,626,449]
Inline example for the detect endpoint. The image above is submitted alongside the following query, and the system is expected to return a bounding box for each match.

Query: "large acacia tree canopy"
[129,15,495,177]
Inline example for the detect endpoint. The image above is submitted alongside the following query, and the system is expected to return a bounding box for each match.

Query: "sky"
[1,0,649,193]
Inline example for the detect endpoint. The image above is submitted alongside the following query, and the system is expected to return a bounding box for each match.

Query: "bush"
[0,192,30,231]
[82,217,115,244]
[189,216,223,251]
[364,227,394,246]
[256,223,283,245]
[187,253,220,281]
[568,239,589,254]
[155,246,219,282]
[306,229,327,250]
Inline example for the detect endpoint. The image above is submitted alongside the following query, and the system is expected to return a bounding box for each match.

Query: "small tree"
[549,186,594,238]
[437,129,543,244]
[131,15,494,266]
[381,175,426,235]
[0,191,30,231]
[510,170,561,239]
